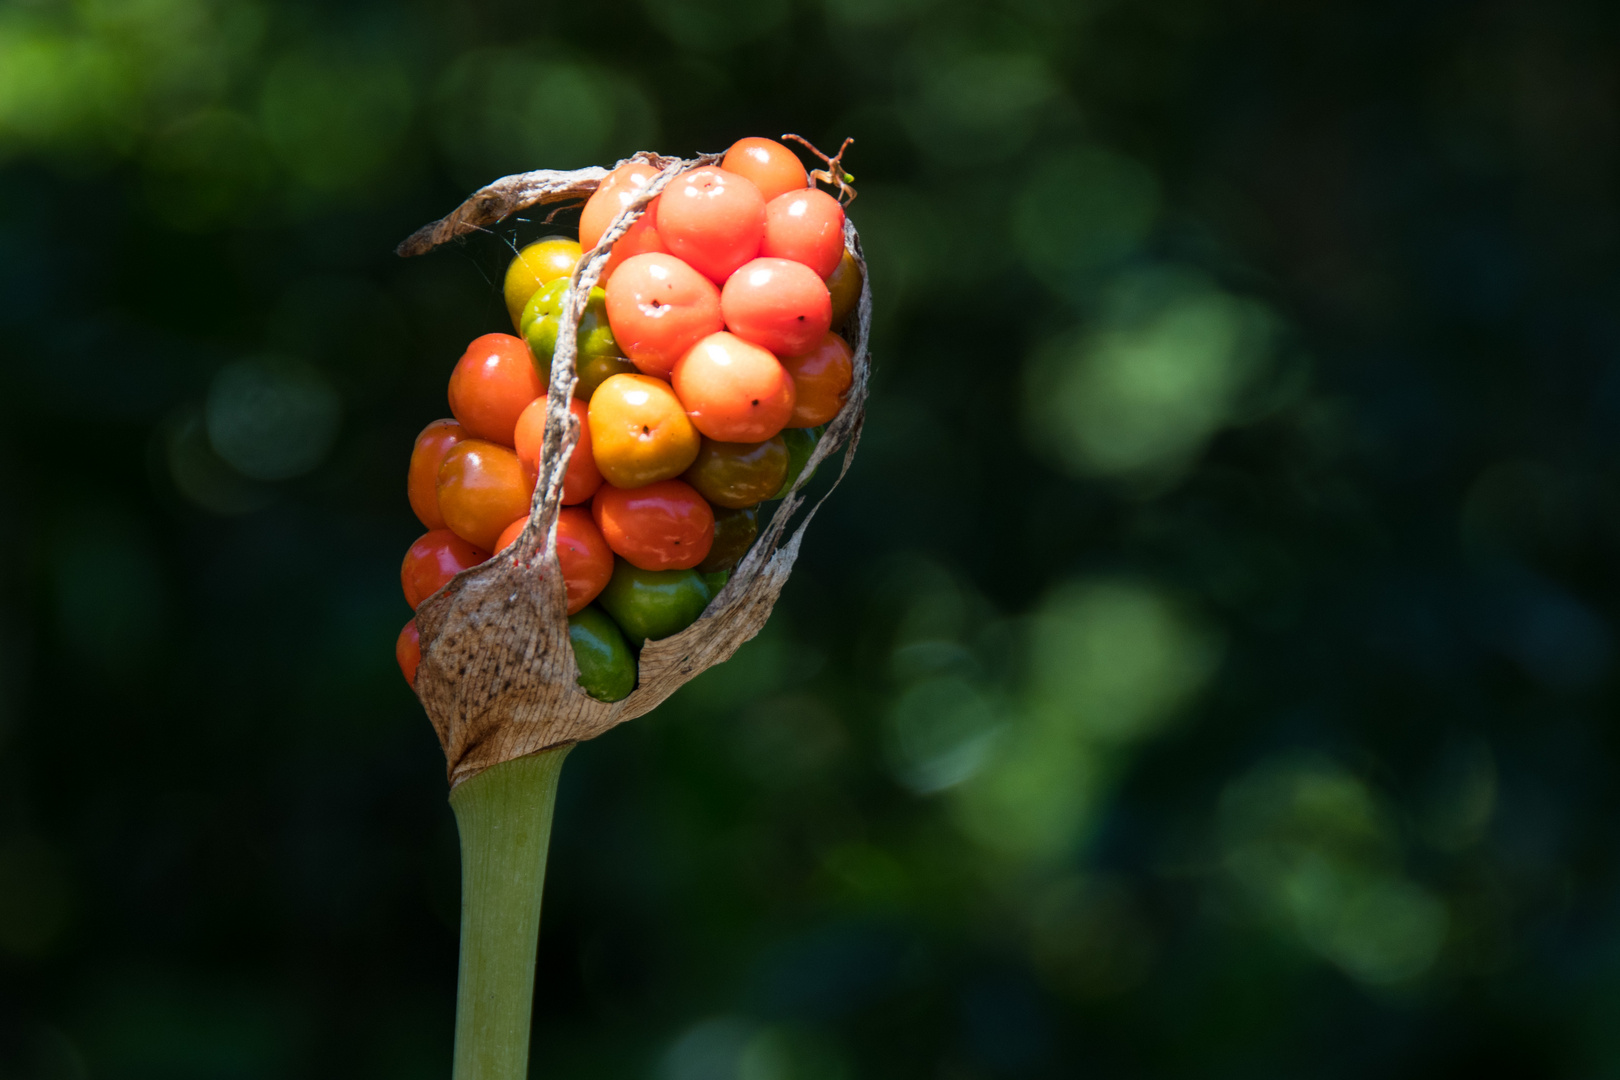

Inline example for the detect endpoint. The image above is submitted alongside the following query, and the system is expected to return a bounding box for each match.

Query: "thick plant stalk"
[449,745,571,1080]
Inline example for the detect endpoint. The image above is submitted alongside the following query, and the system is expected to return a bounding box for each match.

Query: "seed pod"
[397,149,870,788]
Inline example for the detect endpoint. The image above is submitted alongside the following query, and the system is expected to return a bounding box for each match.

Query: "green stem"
[449,745,572,1080]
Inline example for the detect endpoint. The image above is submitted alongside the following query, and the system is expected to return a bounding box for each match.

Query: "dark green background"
[4,0,1618,1076]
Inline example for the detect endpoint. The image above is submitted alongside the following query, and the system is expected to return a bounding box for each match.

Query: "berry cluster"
[397,137,860,702]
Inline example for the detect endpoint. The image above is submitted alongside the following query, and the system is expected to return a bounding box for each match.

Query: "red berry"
[447,334,544,446]
[592,480,715,571]
[720,257,832,358]
[397,619,421,687]
[492,507,613,614]
[580,162,660,252]
[600,207,667,283]
[582,165,667,282]
[604,253,724,379]
[408,419,468,530]
[655,167,766,284]
[761,188,846,279]
[555,506,614,612]
[672,331,797,443]
[402,529,490,609]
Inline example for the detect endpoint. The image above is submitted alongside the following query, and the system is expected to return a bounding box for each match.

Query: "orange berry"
[761,188,846,279]
[408,419,468,530]
[447,333,544,446]
[604,253,723,379]
[586,373,702,488]
[781,333,854,428]
[720,257,832,358]
[495,516,527,554]
[655,167,766,284]
[580,162,660,251]
[514,396,603,505]
[671,331,797,443]
[592,480,715,571]
[721,137,810,203]
[437,439,537,551]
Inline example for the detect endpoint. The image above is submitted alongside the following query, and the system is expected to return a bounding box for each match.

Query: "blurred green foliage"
[4,0,1620,1075]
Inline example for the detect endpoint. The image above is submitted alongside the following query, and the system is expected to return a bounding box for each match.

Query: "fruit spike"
[397,148,868,786]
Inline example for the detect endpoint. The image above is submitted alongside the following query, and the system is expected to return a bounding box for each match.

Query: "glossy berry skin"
[655,167,766,284]
[720,257,832,357]
[601,207,667,283]
[568,605,636,701]
[683,436,788,509]
[402,529,491,609]
[504,237,581,330]
[698,505,758,574]
[587,373,701,489]
[825,247,862,329]
[781,332,854,428]
[492,506,615,613]
[495,516,526,554]
[408,419,469,530]
[598,562,713,644]
[592,479,715,571]
[672,332,797,443]
[515,396,603,505]
[397,619,421,688]
[521,280,635,394]
[582,164,668,282]
[721,137,809,203]
[761,189,846,278]
[523,283,621,378]
[437,439,536,551]
[577,353,640,401]
[448,334,545,446]
[519,279,563,382]
[604,253,724,379]
[555,507,615,613]
[580,163,660,252]
[519,278,569,336]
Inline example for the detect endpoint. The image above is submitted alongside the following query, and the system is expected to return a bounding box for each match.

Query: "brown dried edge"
[398,151,872,789]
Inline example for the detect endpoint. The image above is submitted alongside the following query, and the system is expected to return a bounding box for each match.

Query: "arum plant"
[396,143,870,1079]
